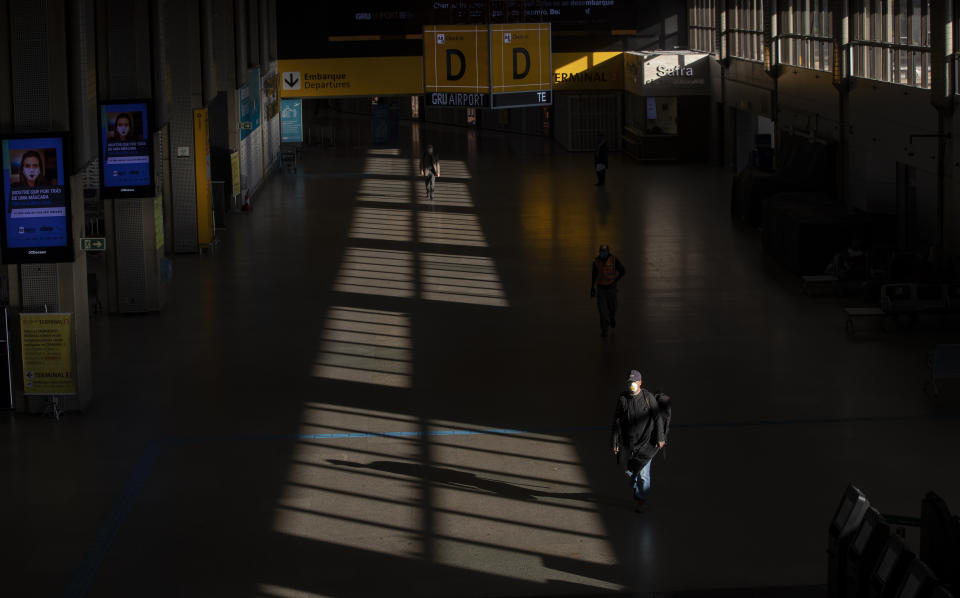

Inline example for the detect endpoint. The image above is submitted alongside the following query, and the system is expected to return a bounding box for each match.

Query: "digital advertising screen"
[1,134,74,264]
[99,100,154,198]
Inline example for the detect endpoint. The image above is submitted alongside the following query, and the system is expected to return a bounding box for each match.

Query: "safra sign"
[656,64,694,78]
[641,52,708,88]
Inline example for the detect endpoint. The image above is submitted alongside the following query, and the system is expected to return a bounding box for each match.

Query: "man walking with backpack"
[420,144,440,201]
[611,370,672,513]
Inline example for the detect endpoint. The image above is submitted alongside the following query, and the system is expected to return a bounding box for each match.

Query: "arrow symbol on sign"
[284,73,299,88]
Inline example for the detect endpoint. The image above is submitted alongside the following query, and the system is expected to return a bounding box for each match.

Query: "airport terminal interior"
[2,1,960,597]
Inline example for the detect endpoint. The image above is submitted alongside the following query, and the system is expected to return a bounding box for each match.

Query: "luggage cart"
[281,149,297,173]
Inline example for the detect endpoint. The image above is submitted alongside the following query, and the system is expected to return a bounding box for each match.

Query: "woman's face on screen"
[21,156,41,184]
[116,117,131,138]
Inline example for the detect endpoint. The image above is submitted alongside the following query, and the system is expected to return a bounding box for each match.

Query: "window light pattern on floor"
[333,247,415,298]
[357,178,412,204]
[312,307,412,388]
[364,157,415,176]
[421,252,508,307]
[348,207,412,242]
[273,404,621,590]
[418,211,487,247]
[415,181,474,208]
[434,159,472,180]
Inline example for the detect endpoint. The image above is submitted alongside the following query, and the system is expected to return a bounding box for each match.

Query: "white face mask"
[630,381,639,393]
[23,165,40,181]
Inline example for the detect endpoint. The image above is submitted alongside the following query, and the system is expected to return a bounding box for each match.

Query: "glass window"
[849,0,932,88]
[722,0,764,62]
[689,0,718,54]
[775,0,834,72]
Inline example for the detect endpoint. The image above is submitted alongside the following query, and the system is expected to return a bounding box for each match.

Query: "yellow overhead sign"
[553,52,623,91]
[279,57,424,98]
[423,25,490,93]
[490,23,551,94]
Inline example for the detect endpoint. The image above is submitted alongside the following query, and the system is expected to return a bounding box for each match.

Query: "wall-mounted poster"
[240,67,261,141]
[99,100,155,198]
[0,134,74,264]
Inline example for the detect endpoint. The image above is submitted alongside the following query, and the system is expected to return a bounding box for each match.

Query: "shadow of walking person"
[328,459,617,504]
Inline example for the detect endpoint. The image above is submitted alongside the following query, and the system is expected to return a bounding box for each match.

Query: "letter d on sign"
[447,49,466,81]
[513,48,530,79]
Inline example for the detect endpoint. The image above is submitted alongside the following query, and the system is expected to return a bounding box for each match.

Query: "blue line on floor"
[65,413,957,597]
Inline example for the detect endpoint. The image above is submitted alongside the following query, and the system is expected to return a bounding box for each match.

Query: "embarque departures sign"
[423,23,552,109]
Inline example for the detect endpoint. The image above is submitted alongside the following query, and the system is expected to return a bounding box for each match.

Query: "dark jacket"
[611,389,671,467]
[595,140,608,165]
[420,151,439,175]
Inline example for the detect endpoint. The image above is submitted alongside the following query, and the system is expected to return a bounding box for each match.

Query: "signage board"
[490,23,552,95]
[553,52,624,91]
[626,51,711,96]
[80,237,106,251]
[0,134,74,264]
[194,108,214,247]
[425,92,489,107]
[490,90,552,109]
[280,99,303,143]
[20,313,75,395]
[423,25,490,94]
[98,100,155,199]
[240,67,261,140]
[278,57,423,98]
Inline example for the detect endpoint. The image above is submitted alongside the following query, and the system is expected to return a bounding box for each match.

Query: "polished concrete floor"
[3,116,959,598]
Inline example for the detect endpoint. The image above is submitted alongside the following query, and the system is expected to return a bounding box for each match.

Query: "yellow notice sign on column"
[423,25,490,93]
[490,23,551,94]
[194,107,214,247]
[20,313,75,395]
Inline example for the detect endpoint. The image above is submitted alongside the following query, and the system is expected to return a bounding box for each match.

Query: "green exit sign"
[81,237,106,251]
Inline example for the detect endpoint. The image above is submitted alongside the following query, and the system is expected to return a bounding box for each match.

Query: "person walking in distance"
[594,134,609,186]
[420,143,440,201]
[591,244,625,338]
[611,370,672,513]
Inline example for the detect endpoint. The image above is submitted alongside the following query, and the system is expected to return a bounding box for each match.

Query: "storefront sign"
[20,313,75,395]
[0,134,74,264]
[630,51,710,96]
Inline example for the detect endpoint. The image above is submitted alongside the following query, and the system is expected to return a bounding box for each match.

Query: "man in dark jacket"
[419,144,440,200]
[594,134,608,186]
[591,245,626,338]
[611,370,672,512]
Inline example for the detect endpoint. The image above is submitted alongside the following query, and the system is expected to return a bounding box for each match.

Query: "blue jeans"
[626,460,651,501]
